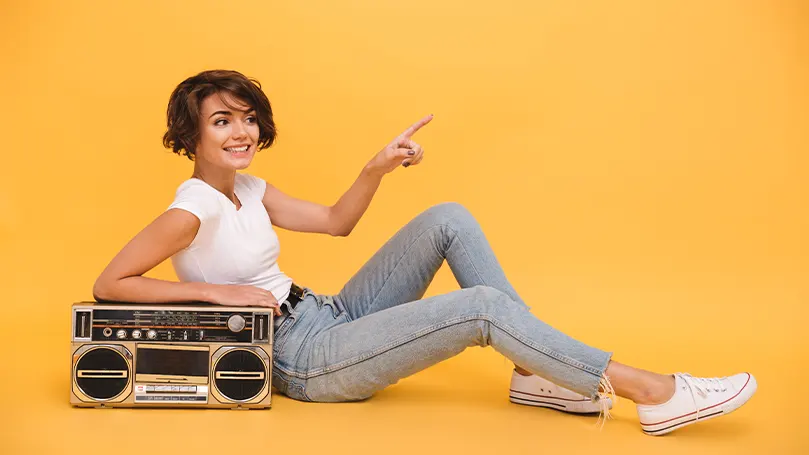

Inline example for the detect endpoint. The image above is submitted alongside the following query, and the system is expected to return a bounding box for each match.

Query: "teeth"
[225,146,249,152]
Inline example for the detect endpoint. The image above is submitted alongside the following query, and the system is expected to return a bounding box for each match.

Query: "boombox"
[70,302,274,409]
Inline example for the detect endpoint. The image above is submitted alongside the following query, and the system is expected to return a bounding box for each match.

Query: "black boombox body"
[70,302,274,409]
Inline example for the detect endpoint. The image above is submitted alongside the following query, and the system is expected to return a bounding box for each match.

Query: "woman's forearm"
[329,165,385,236]
[93,275,212,304]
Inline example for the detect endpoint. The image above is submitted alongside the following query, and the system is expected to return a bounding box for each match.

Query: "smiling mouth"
[224,145,251,154]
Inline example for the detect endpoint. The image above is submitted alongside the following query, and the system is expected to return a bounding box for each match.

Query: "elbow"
[92,278,114,302]
[328,220,352,237]
[330,228,351,237]
[327,207,354,237]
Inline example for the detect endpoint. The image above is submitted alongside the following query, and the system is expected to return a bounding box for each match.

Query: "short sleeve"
[167,180,221,223]
[237,173,268,199]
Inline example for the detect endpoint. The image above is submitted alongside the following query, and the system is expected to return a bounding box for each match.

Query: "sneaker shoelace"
[674,373,728,420]
[595,375,617,430]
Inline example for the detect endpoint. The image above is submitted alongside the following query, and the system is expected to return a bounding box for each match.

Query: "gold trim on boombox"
[77,370,128,378]
[215,371,266,380]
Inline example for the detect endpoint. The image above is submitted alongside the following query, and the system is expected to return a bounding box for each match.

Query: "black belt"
[282,282,305,312]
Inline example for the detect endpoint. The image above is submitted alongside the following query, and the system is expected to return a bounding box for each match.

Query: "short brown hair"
[162,69,277,160]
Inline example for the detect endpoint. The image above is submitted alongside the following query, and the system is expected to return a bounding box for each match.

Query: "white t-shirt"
[166,172,293,303]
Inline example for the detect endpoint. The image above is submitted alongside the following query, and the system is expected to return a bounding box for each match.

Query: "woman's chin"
[225,154,255,170]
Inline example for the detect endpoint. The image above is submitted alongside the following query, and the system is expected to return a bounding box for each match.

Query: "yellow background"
[1,0,807,453]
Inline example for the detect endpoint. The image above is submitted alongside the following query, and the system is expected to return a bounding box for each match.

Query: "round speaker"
[74,346,130,401]
[213,348,268,402]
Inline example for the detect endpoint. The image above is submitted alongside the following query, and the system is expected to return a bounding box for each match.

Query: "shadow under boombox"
[70,301,275,409]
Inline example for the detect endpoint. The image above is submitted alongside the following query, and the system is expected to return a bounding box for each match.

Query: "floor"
[4,271,805,455]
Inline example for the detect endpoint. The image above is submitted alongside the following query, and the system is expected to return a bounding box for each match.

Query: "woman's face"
[195,92,259,171]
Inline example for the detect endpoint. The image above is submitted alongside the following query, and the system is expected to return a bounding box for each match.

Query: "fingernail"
[408,150,415,155]
[403,162,410,167]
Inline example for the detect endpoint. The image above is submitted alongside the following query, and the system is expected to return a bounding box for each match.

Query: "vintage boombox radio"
[70,302,274,409]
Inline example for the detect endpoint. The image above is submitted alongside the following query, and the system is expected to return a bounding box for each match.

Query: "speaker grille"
[213,349,267,401]
[75,347,129,400]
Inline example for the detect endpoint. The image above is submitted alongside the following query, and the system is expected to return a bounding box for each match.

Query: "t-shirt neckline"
[189,176,245,212]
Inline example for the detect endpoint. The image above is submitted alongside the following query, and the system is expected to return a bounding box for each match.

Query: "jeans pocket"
[321,296,347,320]
[335,310,350,323]
[272,315,296,356]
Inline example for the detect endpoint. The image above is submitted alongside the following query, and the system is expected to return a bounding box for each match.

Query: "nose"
[231,118,249,139]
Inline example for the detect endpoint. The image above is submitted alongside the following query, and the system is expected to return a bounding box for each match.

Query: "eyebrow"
[208,108,256,119]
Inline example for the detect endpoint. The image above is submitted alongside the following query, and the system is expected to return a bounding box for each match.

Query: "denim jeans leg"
[333,202,530,322]
[301,286,611,403]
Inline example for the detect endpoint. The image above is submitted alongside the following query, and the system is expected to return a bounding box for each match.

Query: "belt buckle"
[289,283,304,300]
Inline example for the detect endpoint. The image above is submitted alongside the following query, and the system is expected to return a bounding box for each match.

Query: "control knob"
[146,329,157,340]
[116,329,127,339]
[131,329,142,339]
[227,314,246,332]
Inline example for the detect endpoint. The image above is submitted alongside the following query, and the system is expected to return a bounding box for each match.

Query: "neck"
[191,165,239,205]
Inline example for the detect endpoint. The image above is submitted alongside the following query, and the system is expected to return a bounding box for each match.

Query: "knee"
[460,286,512,346]
[467,285,512,313]
[422,202,478,230]
[473,284,506,299]
[466,285,530,316]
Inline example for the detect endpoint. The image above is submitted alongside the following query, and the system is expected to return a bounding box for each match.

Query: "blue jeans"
[271,202,612,402]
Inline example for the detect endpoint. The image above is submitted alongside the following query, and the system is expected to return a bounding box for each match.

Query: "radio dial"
[146,330,157,340]
[131,330,142,339]
[116,329,127,339]
[227,315,246,332]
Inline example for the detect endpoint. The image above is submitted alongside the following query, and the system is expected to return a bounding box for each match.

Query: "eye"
[214,118,228,126]
[246,116,257,123]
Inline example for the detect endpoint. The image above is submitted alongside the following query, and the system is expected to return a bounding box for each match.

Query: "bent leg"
[300,286,610,402]
[334,202,529,321]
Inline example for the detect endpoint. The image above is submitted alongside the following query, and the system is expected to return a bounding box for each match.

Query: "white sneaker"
[509,370,612,414]
[637,372,757,435]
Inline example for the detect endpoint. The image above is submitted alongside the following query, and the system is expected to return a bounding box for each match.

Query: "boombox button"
[146,385,155,392]
[171,386,180,392]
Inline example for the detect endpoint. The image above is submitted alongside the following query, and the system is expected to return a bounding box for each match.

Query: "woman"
[93,69,756,435]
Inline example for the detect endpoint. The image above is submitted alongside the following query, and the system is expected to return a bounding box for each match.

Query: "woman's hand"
[204,284,282,316]
[366,114,433,176]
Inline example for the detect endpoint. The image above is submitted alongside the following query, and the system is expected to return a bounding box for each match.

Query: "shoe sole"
[640,373,757,436]
[509,389,608,414]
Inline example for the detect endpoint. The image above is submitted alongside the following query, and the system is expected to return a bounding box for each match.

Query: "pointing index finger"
[399,114,434,139]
